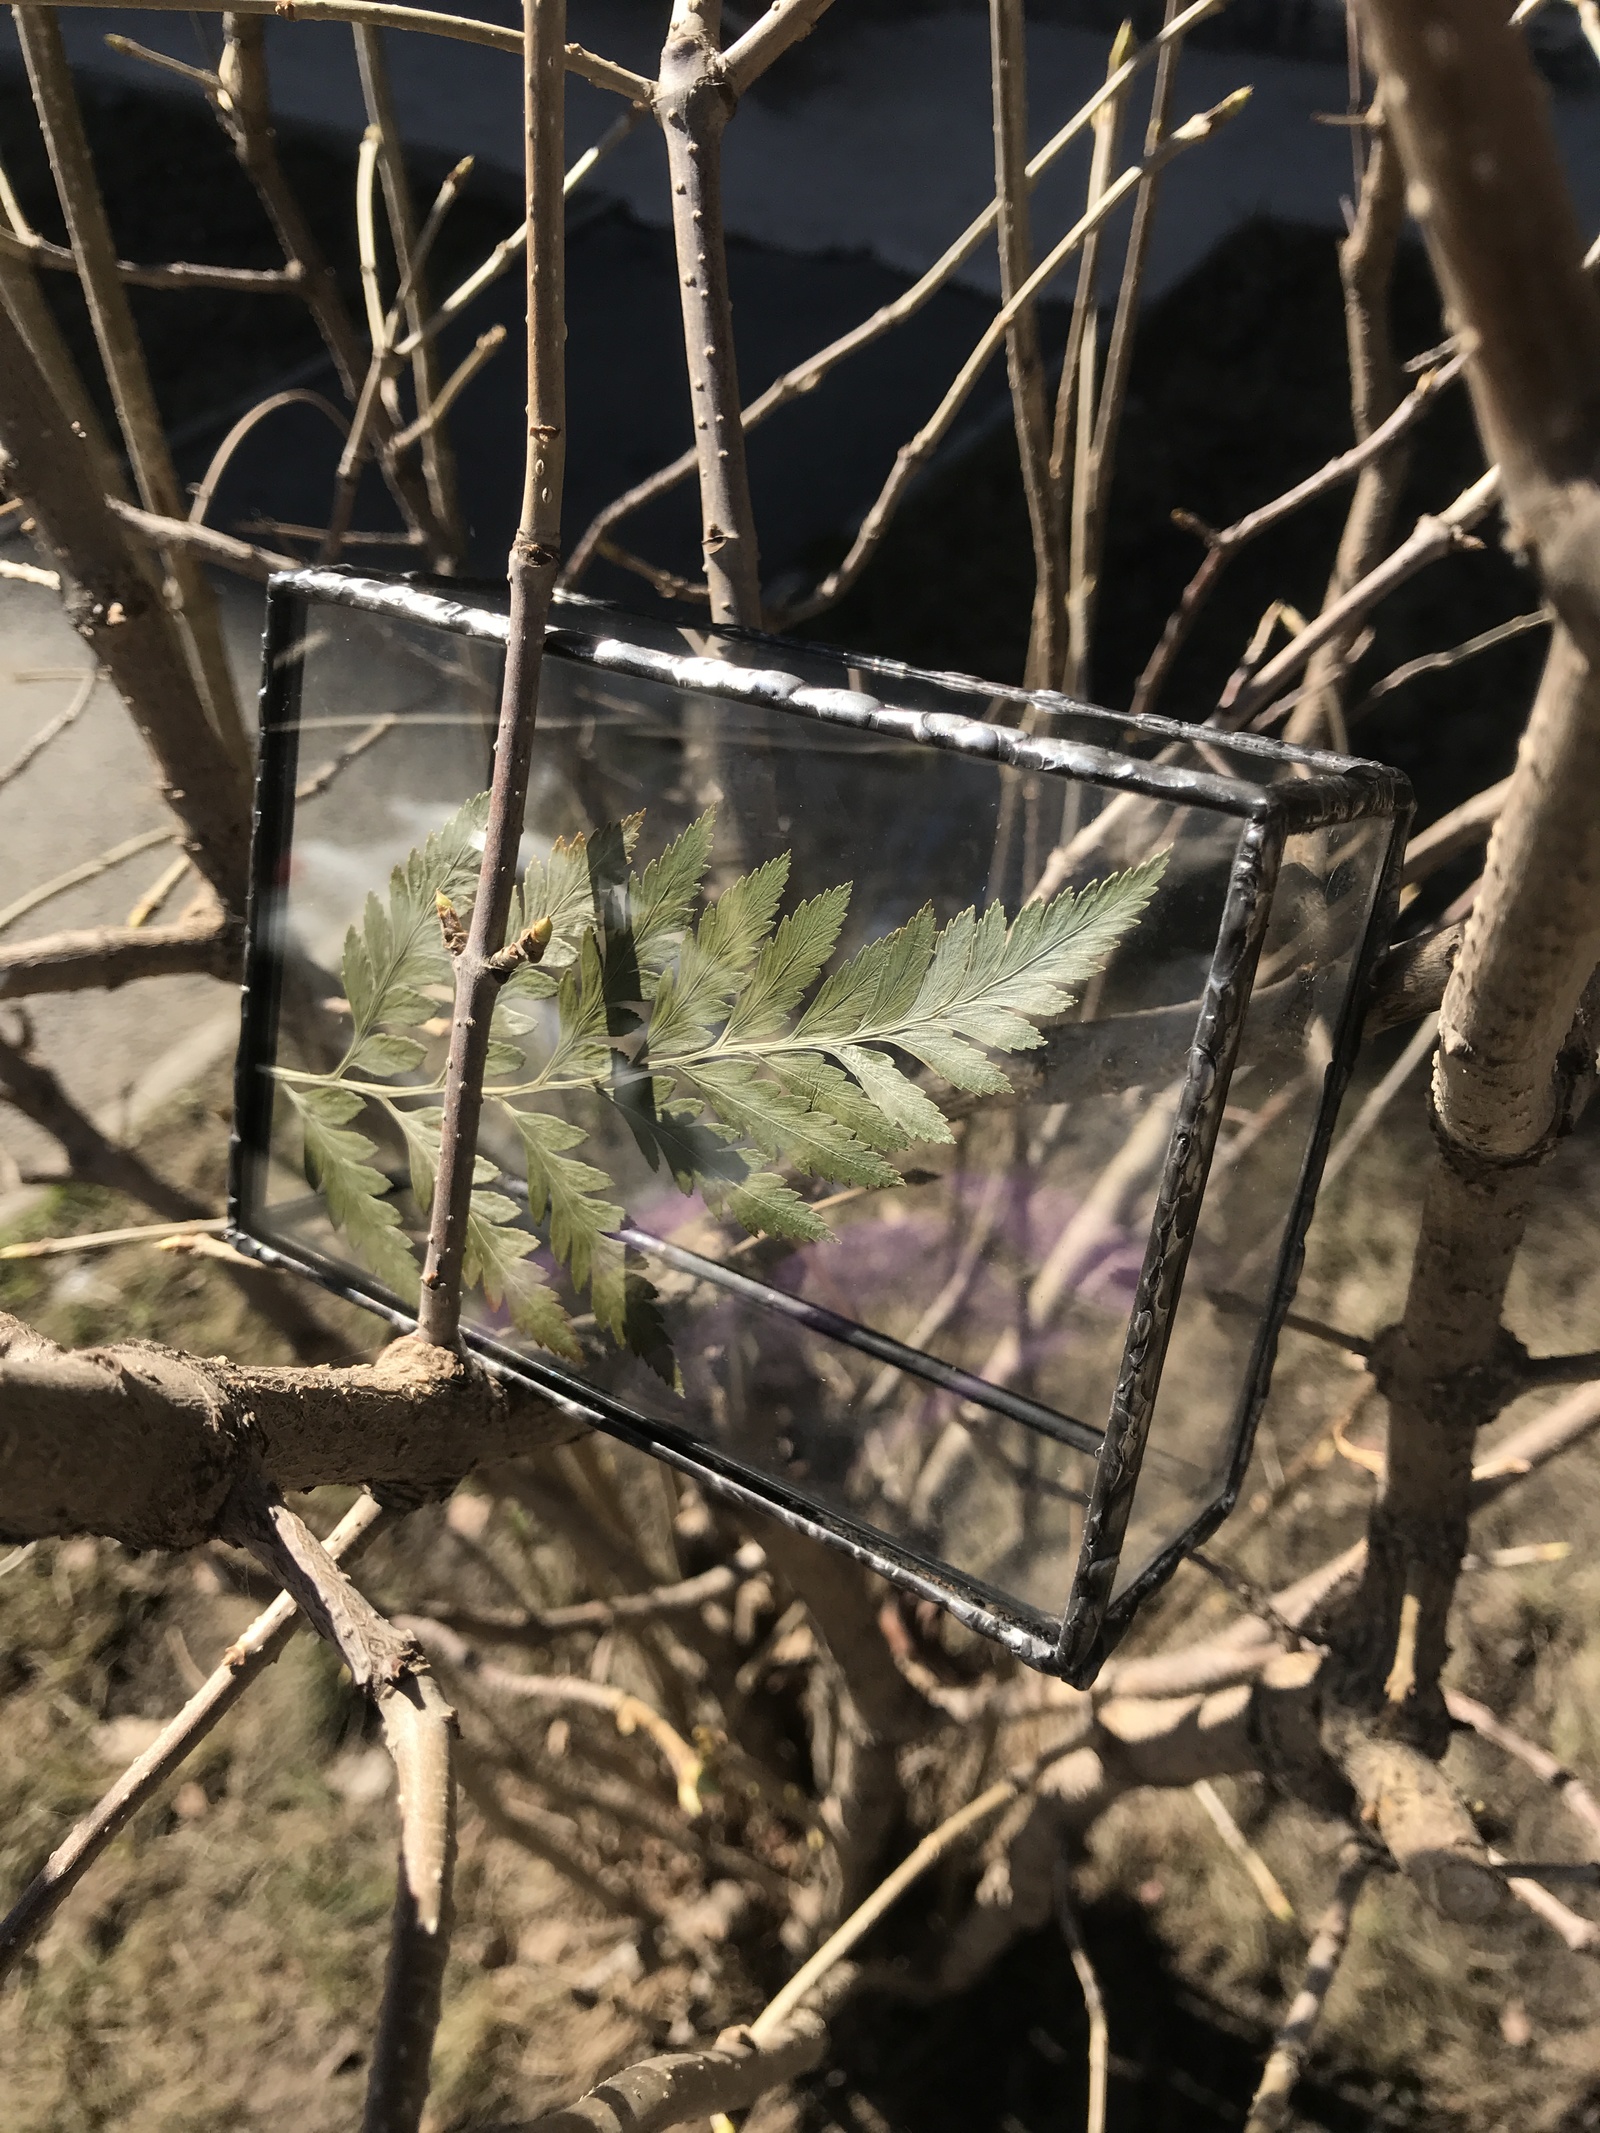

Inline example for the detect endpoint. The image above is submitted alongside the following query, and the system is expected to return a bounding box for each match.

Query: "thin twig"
[1242,1844,1370,2133]
[990,0,1066,689]
[401,1616,704,1812]
[1191,1778,1298,1923]
[295,715,398,801]
[780,90,1249,627]
[123,851,191,927]
[188,388,349,527]
[1054,1863,1109,2133]
[355,23,464,550]
[414,1544,765,1640]
[17,0,654,100]
[0,667,97,793]
[1057,23,1133,699]
[748,1781,1017,2042]
[393,103,646,367]
[1078,0,1184,698]
[417,0,567,1344]
[1319,1012,1439,1190]
[562,0,1230,589]
[1353,610,1551,722]
[0,218,303,294]
[0,825,176,938]
[1402,780,1513,886]
[1129,355,1460,720]
[388,324,507,454]
[1446,1689,1600,1849]
[0,1493,388,1983]
[110,497,301,580]
[1220,467,1501,729]
[0,1216,226,1260]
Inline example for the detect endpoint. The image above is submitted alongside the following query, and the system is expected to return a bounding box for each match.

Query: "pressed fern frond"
[282,796,1166,1381]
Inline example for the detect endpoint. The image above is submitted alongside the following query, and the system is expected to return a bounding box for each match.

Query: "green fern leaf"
[792,904,938,1043]
[649,853,790,1054]
[628,809,716,978]
[285,1083,417,1294]
[350,1032,428,1077]
[589,1234,678,1386]
[715,1169,834,1244]
[340,793,489,1048]
[720,883,852,1046]
[835,1043,955,1146]
[506,812,644,991]
[462,1188,581,1361]
[765,1053,911,1157]
[681,1057,902,1189]
[513,1108,623,1291]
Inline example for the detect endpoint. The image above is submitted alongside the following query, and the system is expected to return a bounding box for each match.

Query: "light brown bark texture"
[656,0,763,625]
[0,1316,580,1549]
[1341,0,1600,1737]
[0,292,254,914]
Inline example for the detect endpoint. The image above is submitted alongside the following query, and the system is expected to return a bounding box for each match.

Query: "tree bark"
[1341,0,1600,1741]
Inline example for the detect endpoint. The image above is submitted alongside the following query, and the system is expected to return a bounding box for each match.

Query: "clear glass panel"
[240,591,1262,1631]
[1109,815,1394,1599]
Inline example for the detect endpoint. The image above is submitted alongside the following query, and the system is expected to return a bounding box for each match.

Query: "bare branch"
[0,273,255,916]
[1363,919,1463,1036]
[723,0,835,94]
[1446,1688,1600,1850]
[0,666,97,793]
[0,1492,389,1984]
[655,0,763,622]
[1191,1777,1298,1923]
[1056,25,1132,699]
[1055,1867,1108,2133]
[1283,118,1411,750]
[0,1314,582,1549]
[14,0,654,101]
[0,220,304,293]
[14,8,249,768]
[780,91,1250,627]
[389,323,506,455]
[418,0,567,1344]
[0,1216,225,1260]
[108,498,301,581]
[1402,779,1513,886]
[188,389,349,529]
[0,909,239,1001]
[990,0,1066,689]
[415,1543,765,1639]
[364,1667,457,2133]
[1242,1844,1371,2133]
[1353,609,1550,723]
[1219,468,1500,729]
[563,0,1228,590]
[402,1615,705,1813]
[1130,357,1459,719]
[0,825,174,938]
[514,2013,828,2133]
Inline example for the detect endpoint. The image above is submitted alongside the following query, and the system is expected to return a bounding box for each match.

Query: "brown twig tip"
[436,890,468,956]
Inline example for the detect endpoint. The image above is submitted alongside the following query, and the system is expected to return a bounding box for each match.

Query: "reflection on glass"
[235,583,1405,1672]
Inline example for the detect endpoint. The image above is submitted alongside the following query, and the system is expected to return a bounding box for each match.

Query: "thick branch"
[516,2014,827,2133]
[0,909,239,1001]
[0,1316,581,1550]
[0,289,254,915]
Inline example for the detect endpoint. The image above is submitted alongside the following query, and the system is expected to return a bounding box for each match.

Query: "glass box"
[230,569,1410,1683]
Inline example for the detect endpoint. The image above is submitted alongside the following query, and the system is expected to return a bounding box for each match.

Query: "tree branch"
[656,0,763,623]
[417,0,567,1344]
[0,1315,581,1550]
[0,909,240,1001]
[14,8,249,769]
[0,1491,389,1983]
[1241,1843,1371,2133]
[512,2013,828,2133]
